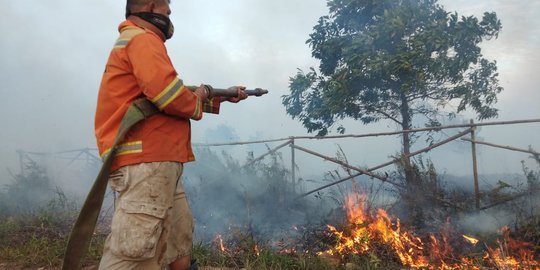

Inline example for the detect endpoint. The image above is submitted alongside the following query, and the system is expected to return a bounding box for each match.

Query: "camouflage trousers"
[98,162,193,270]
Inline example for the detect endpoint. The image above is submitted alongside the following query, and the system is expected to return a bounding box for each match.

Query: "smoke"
[458,210,514,235]
[1,124,538,251]
[182,146,340,243]
[1,0,539,185]
[0,0,538,253]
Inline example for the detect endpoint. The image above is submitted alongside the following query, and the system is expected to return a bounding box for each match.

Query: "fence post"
[470,119,480,210]
[290,138,296,193]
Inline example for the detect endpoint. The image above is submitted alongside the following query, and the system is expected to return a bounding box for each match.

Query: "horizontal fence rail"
[193,118,540,212]
[192,118,540,147]
[18,118,540,212]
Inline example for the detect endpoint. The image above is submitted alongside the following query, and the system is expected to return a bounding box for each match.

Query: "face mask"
[129,12,175,40]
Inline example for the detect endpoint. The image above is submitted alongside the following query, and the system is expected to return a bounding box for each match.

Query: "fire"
[318,193,429,268]
[215,234,227,252]
[486,227,540,269]
[319,192,540,269]
[462,234,479,245]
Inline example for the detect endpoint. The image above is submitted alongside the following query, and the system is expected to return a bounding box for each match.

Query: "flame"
[319,192,540,269]
[486,227,540,269]
[254,244,260,256]
[462,235,479,245]
[215,234,227,252]
[318,193,429,268]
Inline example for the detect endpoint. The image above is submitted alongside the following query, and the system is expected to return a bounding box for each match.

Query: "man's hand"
[193,84,209,100]
[222,86,248,103]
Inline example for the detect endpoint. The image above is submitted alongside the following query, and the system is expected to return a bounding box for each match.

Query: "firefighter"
[94,0,247,269]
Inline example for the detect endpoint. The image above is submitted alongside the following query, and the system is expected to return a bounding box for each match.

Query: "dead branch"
[291,144,394,184]
[479,188,540,211]
[461,138,540,156]
[242,140,292,168]
[297,128,472,199]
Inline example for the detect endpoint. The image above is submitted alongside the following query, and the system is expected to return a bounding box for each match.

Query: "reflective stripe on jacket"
[95,20,220,171]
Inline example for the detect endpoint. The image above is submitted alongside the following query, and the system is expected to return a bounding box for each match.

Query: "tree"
[282,0,503,226]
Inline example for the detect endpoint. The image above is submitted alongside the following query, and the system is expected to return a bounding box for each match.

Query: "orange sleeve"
[203,97,220,114]
[126,33,204,120]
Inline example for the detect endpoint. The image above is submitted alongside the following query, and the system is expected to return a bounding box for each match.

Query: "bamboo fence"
[194,118,540,211]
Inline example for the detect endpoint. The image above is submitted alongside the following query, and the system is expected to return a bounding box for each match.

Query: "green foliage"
[523,148,540,191]
[2,160,53,215]
[347,252,387,269]
[283,0,503,136]
[511,152,540,250]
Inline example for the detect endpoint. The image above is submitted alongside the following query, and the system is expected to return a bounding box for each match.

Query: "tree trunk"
[400,91,424,229]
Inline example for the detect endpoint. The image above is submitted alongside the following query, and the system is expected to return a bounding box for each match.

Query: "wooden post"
[290,138,296,193]
[470,119,480,210]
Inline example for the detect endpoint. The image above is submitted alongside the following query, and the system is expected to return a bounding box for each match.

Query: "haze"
[1,0,539,187]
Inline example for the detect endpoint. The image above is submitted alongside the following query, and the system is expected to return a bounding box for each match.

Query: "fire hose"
[62,87,267,270]
[190,85,268,98]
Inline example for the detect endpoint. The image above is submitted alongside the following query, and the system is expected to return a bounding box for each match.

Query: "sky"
[0,0,539,188]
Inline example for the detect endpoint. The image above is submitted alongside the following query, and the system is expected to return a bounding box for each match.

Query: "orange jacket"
[95,20,220,172]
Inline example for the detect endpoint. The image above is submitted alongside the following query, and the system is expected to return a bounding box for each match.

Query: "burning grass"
[2,150,539,269]
[316,192,540,269]
[1,196,539,270]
